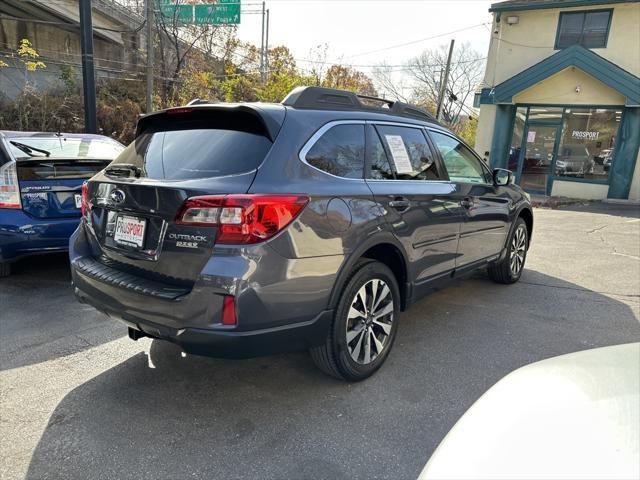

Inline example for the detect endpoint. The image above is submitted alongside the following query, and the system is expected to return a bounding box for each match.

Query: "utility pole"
[265,8,269,81]
[145,0,154,113]
[436,39,455,123]
[79,0,97,133]
[260,1,265,82]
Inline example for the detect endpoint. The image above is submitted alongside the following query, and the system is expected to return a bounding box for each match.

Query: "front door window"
[521,125,558,193]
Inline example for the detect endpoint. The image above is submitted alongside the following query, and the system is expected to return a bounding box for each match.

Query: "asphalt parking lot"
[1,203,639,480]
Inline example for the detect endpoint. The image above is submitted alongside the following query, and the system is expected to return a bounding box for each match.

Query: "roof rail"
[282,86,437,123]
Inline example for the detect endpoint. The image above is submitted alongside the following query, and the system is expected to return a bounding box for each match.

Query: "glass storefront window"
[507,107,527,172]
[527,107,564,122]
[556,108,621,181]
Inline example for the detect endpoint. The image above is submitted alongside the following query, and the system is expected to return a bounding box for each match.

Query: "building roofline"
[479,44,640,106]
[489,0,636,13]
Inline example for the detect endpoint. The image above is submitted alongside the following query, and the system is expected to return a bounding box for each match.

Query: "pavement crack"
[586,224,610,234]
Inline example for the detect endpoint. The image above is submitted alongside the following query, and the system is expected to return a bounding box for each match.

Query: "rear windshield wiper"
[9,140,51,157]
[105,163,142,178]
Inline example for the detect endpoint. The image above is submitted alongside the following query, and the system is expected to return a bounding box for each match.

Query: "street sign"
[194,3,240,24]
[159,1,241,25]
[159,4,194,24]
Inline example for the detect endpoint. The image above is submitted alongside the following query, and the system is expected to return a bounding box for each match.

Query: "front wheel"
[488,217,528,284]
[310,260,400,381]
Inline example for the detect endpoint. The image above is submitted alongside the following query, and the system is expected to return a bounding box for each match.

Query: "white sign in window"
[384,135,413,174]
[527,131,536,143]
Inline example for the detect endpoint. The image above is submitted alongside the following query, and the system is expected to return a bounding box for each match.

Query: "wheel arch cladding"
[329,238,409,312]
[361,243,408,309]
[519,207,533,246]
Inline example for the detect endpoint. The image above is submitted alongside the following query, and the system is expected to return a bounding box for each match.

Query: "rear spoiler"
[135,104,286,142]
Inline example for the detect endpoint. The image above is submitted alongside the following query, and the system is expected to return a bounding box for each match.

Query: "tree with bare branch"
[405,42,484,125]
[154,0,237,107]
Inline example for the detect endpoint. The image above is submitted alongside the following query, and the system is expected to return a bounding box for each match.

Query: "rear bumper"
[74,284,333,358]
[69,224,339,359]
[0,209,79,262]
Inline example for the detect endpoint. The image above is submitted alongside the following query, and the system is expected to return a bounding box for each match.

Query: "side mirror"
[493,168,512,186]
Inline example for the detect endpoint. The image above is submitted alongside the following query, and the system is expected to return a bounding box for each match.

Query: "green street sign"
[158,1,241,25]
[194,3,241,24]
[159,4,193,24]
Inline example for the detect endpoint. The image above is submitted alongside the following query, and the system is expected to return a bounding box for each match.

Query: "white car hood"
[419,343,640,480]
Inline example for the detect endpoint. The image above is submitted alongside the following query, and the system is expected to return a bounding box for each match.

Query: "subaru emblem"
[110,189,126,204]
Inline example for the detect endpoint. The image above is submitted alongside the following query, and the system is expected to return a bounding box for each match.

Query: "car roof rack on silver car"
[282,86,437,123]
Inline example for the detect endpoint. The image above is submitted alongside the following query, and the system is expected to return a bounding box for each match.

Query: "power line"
[347,22,490,58]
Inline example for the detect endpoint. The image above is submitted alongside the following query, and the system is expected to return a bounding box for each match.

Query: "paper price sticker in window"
[384,135,413,174]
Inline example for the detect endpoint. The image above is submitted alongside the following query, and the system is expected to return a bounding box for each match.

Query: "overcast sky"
[235,0,494,93]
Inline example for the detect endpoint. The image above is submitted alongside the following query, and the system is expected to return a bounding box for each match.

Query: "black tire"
[310,260,400,381]
[0,262,10,278]
[488,217,528,284]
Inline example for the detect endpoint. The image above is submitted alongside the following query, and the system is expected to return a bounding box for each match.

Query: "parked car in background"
[70,87,533,381]
[0,131,124,277]
[419,343,640,480]
[555,144,593,177]
[601,148,614,172]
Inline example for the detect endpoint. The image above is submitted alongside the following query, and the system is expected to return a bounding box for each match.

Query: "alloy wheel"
[345,279,394,365]
[510,225,527,276]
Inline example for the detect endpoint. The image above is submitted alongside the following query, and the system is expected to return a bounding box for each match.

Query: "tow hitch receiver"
[128,327,147,341]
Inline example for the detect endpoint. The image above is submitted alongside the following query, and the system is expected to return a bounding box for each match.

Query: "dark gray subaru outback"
[70,87,533,381]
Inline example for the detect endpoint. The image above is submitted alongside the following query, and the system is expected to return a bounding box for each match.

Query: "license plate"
[114,215,146,248]
[74,194,82,209]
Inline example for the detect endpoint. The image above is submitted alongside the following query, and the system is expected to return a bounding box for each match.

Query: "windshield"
[7,137,124,160]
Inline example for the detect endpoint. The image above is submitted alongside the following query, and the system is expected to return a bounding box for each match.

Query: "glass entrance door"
[519,124,559,194]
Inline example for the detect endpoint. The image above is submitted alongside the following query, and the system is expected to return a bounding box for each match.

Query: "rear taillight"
[175,194,309,244]
[81,182,90,218]
[0,161,21,209]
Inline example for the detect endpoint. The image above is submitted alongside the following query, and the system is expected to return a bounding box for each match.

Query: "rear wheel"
[0,262,10,278]
[488,217,528,284]
[310,260,400,381]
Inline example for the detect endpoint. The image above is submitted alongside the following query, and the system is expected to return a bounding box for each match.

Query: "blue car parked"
[0,131,124,276]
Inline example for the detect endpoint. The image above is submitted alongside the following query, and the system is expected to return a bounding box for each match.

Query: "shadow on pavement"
[25,270,640,480]
[0,253,125,372]
[553,201,640,218]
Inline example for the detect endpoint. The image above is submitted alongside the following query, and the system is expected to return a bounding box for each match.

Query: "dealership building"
[475,0,640,201]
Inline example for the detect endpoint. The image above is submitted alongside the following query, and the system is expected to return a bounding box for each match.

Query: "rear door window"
[375,125,443,181]
[367,126,395,180]
[305,124,365,179]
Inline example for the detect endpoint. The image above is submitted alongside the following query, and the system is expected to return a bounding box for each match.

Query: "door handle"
[388,197,411,211]
[460,197,474,209]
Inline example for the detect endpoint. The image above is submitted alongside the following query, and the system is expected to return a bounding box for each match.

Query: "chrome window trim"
[298,120,367,182]
[366,120,429,130]
[365,178,454,184]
